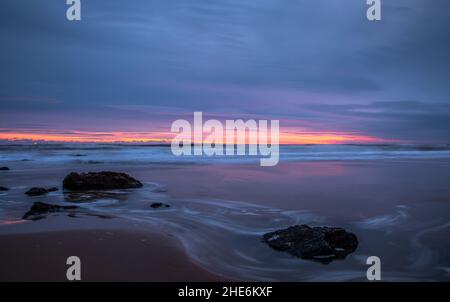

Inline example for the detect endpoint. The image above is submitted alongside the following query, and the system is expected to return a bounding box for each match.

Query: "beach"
[0,228,225,282]
[0,165,228,281]
[0,144,450,281]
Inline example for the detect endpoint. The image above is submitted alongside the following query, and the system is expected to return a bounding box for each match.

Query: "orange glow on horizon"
[278,132,385,144]
[0,129,391,144]
[0,131,174,143]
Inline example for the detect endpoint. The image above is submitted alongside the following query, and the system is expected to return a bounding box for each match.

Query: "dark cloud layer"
[1,0,449,142]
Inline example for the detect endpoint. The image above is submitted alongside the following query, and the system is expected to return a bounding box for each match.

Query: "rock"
[26,188,48,196]
[150,202,170,209]
[0,167,10,171]
[25,187,59,196]
[262,224,358,263]
[63,171,143,191]
[0,186,9,191]
[22,202,78,221]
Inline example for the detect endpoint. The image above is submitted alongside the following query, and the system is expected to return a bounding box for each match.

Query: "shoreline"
[1,158,450,281]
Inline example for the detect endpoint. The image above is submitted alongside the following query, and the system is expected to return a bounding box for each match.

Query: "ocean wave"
[2,143,450,164]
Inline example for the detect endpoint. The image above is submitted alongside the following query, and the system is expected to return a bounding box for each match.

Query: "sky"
[1,0,450,144]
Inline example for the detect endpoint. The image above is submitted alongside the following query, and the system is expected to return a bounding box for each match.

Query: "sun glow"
[279,132,385,144]
[0,129,388,144]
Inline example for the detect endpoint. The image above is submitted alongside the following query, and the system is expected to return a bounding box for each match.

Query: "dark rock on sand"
[0,186,9,191]
[22,202,78,221]
[0,167,9,171]
[150,202,170,209]
[25,187,59,196]
[262,224,358,263]
[63,171,143,191]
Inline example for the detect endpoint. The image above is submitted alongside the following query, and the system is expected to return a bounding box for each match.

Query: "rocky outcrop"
[62,171,143,191]
[0,186,9,191]
[0,167,10,171]
[262,225,358,263]
[150,202,170,209]
[25,187,58,196]
[22,202,78,221]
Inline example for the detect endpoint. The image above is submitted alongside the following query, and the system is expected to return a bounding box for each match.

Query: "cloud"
[0,0,450,143]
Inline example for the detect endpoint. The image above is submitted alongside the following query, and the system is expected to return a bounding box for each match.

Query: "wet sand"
[0,229,226,282]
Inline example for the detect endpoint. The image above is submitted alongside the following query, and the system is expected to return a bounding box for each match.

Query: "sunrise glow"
[0,129,388,144]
